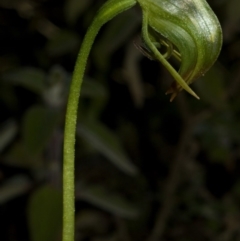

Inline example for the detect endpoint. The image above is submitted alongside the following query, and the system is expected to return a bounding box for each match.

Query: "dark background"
[1,0,240,240]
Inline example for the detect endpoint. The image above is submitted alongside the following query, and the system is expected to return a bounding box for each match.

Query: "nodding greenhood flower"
[63,1,222,240]
[137,0,222,101]
[91,0,222,101]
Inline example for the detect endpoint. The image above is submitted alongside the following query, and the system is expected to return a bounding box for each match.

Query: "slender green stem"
[62,1,136,241]
[141,11,199,101]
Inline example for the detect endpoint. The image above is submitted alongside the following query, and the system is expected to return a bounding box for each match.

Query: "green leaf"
[77,120,138,175]
[22,106,60,155]
[4,141,42,168]
[0,119,17,153]
[28,185,62,241]
[77,183,138,218]
[0,175,31,204]
[2,67,46,94]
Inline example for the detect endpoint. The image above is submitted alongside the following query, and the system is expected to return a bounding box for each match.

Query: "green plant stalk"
[62,1,136,241]
[63,0,222,239]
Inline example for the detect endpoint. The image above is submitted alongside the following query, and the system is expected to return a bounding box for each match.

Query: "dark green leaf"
[78,120,138,175]
[22,106,60,155]
[28,185,62,241]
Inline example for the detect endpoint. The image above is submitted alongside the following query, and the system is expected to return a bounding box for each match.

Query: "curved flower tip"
[137,0,222,100]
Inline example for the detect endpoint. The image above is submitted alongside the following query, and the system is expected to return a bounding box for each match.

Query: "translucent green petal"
[138,0,222,98]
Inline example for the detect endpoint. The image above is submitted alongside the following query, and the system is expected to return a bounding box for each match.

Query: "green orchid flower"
[138,0,222,101]
[62,1,222,240]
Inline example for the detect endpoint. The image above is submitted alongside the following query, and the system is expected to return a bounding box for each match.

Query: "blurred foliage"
[0,0,240,241]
